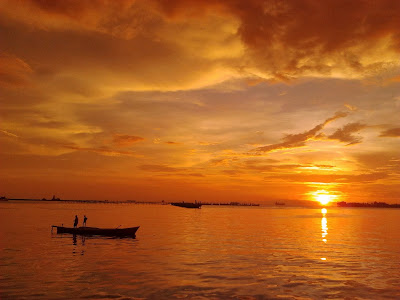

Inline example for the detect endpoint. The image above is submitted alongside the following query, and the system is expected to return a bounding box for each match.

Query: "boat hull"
[171,202,202,208]
[53,226,139,237]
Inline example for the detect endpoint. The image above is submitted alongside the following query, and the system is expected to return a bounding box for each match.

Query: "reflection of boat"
[275,201,285,206]
[171,202,202,209]
[52,226,140,237]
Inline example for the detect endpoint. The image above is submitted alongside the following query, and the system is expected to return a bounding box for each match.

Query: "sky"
[1,0,399,204]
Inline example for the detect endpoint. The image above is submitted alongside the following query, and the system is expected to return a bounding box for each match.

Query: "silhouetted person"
[74,215,78,228]
[83,215,87,227]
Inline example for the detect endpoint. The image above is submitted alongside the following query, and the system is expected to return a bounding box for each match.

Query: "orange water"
[1,202,399,299]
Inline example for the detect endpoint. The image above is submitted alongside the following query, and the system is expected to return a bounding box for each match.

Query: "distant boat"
[171,202,202,209]
[52,226,140,237]
[275,201,285,206]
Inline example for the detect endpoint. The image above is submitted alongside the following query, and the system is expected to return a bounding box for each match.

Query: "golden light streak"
[321,208,328,246]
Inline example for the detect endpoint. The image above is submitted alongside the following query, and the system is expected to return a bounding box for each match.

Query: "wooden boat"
[52,225,139,237]
[171,202,202,208]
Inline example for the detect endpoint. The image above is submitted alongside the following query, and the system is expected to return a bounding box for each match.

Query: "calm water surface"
[1,202,399,299]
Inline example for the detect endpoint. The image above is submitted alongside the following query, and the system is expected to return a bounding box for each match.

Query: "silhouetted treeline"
[337,201,400,208]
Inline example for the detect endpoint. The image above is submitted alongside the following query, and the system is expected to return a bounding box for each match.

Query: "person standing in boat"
[83,215,87,227]
[74,215,79,228]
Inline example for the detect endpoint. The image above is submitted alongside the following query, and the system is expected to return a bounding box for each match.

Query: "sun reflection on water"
[321,208,328,244]
[321,217,328,240]
[320,208,329,261]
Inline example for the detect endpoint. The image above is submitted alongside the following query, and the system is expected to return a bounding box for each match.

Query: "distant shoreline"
[1,198,399,208]
[337,201,400,208]
[1,198,159,204]
[1,198,260,206]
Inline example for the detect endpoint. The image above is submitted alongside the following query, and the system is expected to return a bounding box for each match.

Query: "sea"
[0,201,399,299]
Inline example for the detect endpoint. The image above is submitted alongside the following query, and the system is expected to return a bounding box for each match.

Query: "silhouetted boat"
[171,202,202,208]
[52,226,140,237]
[275,201,285,206]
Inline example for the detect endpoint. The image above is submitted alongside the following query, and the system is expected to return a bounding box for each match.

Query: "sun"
[316,194,332,205]
[310,190,338,205]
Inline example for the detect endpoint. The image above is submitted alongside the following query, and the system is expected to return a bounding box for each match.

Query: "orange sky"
[1,0,399,204]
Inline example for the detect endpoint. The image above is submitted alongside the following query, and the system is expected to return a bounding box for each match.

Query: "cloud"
[0,0,148,39]
[255,111,348,152]
[314,164,336,169]
[63,145,140,157]
[0,13,238,94]
[112,134,144,147]
[352,151,400,172]
[165,141,180,145]
[28,120,68,129]
[186,173,204,177]
[388,75,400,83]
[139,164,182,172]
[154,0,400,80]
[1,0,399,88]
[222,169,242,176]
[210,158,231,166]
[327,122,367,145]
[344,104,358,111]
[267,172,388,184]
[379,127,400,137]
[0,129,19,138]
[235,0,400,79]
[244,161,302,172]
[1,2,399,203]
[0,52,32,88]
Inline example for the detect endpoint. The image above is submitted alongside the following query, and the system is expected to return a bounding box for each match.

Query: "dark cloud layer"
[1,0,399,82]
[255,111,348,152]
[379,127,400,137]
[113,134,144,147]
[156,0,400,79]
[0,52,32,88]
[327,122,367,145]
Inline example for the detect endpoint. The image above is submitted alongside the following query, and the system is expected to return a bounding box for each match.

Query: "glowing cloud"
[255,111,348,153]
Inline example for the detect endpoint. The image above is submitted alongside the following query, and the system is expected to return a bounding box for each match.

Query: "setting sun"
[317,194,332,205]
[310,190,338,205]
